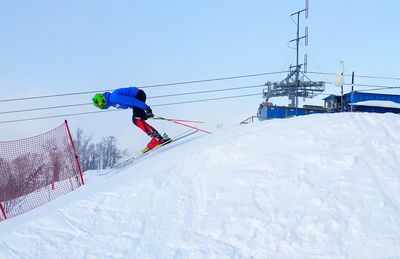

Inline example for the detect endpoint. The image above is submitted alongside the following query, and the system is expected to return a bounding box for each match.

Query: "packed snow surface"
[1,113,400,258]
[354,100,400,109]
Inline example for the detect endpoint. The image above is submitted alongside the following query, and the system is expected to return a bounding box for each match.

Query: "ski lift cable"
[0,71,287,103]
[0,84,266,115]
[0,93,263,124]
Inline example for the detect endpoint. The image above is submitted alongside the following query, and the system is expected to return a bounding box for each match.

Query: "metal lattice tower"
[263,0,325,109]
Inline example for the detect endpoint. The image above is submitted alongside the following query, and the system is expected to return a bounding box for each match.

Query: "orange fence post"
[65,120,85,185]
[0,203,6,220]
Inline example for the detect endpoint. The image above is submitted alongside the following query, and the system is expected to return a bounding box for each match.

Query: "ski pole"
[153,116,205,124]
[153,116,212,134]
[172,120,212,134]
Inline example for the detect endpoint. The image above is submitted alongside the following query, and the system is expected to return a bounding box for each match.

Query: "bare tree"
[73,128,93,172]
[0,158,12,203]
[73,128,127,171]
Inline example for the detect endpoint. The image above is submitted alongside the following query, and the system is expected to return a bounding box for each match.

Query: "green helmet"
[92,93,107,109]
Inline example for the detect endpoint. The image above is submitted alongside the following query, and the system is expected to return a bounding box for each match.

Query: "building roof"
[322,94,339,101]
[344,91,400,104]
[354,100,400,109]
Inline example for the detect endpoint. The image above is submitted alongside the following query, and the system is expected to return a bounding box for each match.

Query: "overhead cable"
[0,71,286,103]
[0,92,262,124]
[0,84,265,115]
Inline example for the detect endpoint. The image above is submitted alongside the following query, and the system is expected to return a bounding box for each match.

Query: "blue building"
[324,91,400,114]
[257,102,325,120]
[257,91,400,121]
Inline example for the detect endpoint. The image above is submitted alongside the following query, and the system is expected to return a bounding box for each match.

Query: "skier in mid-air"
[92,87,170,153]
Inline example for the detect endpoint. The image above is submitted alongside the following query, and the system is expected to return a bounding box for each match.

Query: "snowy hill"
[1,113,400,258]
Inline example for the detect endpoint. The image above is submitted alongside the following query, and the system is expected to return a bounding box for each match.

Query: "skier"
[92,87,170,152]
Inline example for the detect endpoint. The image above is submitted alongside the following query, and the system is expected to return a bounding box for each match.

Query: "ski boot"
[142,133,171,153]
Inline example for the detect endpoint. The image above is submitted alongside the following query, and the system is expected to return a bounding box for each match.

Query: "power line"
[0,84,265,115]
[0,92,263,124]
[1,69,399,123]
[0,71,286,103]
[351,75,400,81]
[357,86,400,92]
[307,71,400,81]
[2,84,399,124]
[350,83,400,88]
[324,81,400,89]
[3,70,399,104]
[0,103,91,115]
[2,80,399,115]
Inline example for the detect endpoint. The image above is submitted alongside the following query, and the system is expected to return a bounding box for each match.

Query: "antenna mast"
[263,0,324,112]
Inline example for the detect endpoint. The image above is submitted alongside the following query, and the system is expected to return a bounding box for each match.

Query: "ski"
[140,130,198,155]
[100,130,199,176]
[141,134,172,154]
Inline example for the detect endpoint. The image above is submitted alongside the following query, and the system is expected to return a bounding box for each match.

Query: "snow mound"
[1,113,400,258]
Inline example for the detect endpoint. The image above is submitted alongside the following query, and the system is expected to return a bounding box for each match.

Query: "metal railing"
[240,116,267,125]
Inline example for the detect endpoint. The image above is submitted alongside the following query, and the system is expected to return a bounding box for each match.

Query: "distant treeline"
[73,128,128,172]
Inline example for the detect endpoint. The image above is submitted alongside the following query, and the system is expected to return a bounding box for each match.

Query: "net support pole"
[0,202,6,220]
[51,174,55,190]
[65,120,85,185]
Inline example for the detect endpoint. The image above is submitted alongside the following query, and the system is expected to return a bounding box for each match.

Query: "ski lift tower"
[263,0,324,112]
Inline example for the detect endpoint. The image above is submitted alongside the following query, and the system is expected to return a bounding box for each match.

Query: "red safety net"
[0,121,83,221]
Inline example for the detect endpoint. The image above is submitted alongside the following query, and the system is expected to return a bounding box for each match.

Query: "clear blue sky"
[1,0,399,152]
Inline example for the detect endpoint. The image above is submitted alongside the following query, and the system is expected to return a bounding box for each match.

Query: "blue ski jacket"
[103,87,149,110]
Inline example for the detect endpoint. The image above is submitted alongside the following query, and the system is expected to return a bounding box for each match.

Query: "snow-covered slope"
[1,113,400,258]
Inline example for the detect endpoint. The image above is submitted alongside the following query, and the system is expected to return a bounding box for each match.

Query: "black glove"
[144,107,154,119]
